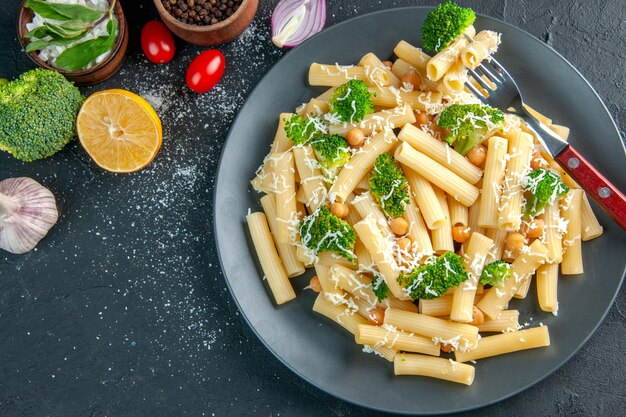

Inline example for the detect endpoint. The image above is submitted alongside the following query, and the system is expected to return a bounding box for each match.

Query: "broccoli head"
[0,68,84,162]
[369,152,410,218]
[328,80,375,124]
[299,206,356,261]
[372,272,390,302]
[522,168,569,218]
[398,252,468,300]
[310,134,351,173]
[421,0,476,53]
[437,104,504,156]
[479,260,510,287]
[284,114,327,145]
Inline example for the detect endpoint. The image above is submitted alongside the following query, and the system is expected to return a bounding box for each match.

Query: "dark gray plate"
[214,7,626,415]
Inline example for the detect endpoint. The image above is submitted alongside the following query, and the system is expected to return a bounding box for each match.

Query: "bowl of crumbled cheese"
[18,0,129,85]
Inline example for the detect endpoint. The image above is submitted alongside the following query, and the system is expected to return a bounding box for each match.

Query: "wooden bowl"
[17,0,129,86]
[153,0,258,46]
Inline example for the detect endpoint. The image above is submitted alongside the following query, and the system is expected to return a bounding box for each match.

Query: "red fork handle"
[555,145,626,231]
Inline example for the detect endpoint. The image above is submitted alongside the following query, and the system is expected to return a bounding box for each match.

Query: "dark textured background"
[1,1,624,416]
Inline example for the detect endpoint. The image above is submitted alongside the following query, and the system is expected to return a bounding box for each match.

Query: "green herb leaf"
[54,18,116,71]
[25,36,80,52]
[25,21,91,40]
[25,0,103,22]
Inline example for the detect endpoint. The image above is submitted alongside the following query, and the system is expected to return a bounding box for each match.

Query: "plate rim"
[213,6,626,415]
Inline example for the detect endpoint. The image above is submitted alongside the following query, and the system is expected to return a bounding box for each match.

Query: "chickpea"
[309,276,322,293]
[452,225,471,243]
[413,111,433,126]
[346,128,365,147]
[466,145,487,167]
[389,217,409,236]
[427,120,443,138]
[382,60,393,69]
[397,237,412,251]
[530,151,548,170]
[330,202,350,219]
[505,232,525,250]
[400,70,421,90]
[526,218,546,238]
[440,343,454,353]
[368,308,385,325]
[468,306,485,325]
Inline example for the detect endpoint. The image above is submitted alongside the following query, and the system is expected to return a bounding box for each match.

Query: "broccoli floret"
[479,260,510,287]
[369,152,410,218]
[372,272,390,302]
[437,104,504,156]
[421,0,476,53]
[398,252,468,300]
[299,206,356,261]
[328,80,375,124]
[522,168,569,218]
[283,114,326,145]
[310,134,351,173]
[0,68,84,162]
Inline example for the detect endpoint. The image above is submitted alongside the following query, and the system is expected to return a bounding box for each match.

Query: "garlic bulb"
[0,177,59,254]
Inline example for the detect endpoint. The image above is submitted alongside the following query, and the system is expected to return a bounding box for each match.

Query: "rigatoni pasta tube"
[330,265,378,306]
[450,232,493,322]
[308,63,367,86]
[561,189,583,275]
[402,198,433,255]
[498,132,533,231]
[394,354,475,386]
[395,142,480,207]
[398,123,483,184]
[329,129,397,203]
[314,264,344,297]
[419,294,483,317]
[478,240,549,319]
[353,216,405,299]
[359,52,401,88]
[274,151,297,244]
[579,199,602,237]
[369,87,442,111]
[246,212,296,305]
[384,309,479,352]
[270,113,295,153]
[454,326,550,363]
[355,325,441,356]
[328,104,416,136]
[260,194,305,277]
[478,136,508,228]
[461,30,501,69]
[442,60,467,93]
[403,167,446,230]
[297,98,329,118]
[292,146,326,211]
[541,202,563,264]
[477,310,520,333]
[431,187,454,254]
[485,228,508,264]
[426,26,476,81]
[536,263,558,314]
[448,197,468,227]
[351,192,392,236]
[581,192,603,241]
[393,41,431,71]
[317,252,355,269]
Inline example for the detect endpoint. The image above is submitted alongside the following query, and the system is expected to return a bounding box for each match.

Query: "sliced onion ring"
[271,0,326,48]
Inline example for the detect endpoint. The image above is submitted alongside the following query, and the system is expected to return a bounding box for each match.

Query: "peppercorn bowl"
[153,0,258,46]
[16,0,129,86]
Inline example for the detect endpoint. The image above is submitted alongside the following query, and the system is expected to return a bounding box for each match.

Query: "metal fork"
[466,58,626,231]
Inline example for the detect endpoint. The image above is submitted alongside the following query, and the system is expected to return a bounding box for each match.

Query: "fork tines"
[465,58,509,98]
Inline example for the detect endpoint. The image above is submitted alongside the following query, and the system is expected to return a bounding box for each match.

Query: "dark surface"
[0,0,624,416]
[215,6,626,416]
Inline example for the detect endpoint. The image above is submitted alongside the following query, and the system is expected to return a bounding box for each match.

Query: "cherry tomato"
[186,50,225,93]
[141,21,175,64]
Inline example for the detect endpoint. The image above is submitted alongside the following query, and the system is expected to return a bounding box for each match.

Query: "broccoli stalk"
[369,152,410,218]
[299,206,356,261]
[0,68,84,162]
[398,252,468,300]
[437,104,504,156]
[328,80,375,124]
[309,134,351,174]
[479,260,510,287]
[522,168,569,218]
[421,0,476,53]
[283,114,327,145]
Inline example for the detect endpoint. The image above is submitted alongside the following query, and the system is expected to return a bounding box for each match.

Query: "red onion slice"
[271,0,326,48]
